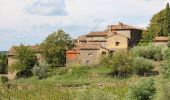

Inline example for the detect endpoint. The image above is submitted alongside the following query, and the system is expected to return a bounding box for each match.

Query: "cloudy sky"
[0,0,170,51]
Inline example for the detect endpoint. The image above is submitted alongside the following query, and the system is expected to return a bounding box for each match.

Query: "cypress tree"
[163,3,170,36]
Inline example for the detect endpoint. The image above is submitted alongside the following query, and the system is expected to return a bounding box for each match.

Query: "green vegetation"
[132,45,163,61]
[142,3,170,42]
[132,57,154,76]
[0,76,8,83]
[101,52,133,77]
[126,78,156,100]
[11,44,37,78]
[40,29,74,67]
[0,53,7,74]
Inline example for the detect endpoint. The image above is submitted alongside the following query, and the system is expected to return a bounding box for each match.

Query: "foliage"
[163,48,170,60]
[0,54,7,74]
[132,45,163,61]
[0,76,8,83]
[142,3,170,41]
[16,69,33,78]
[132,57,153,76]
[158,81,170,100]
[32,63,48,79]
[161,60,170,79]
[167,36,170,48]
[41,29,74,67]
[101,52,133,77]
[14,44,38,71]
[126,78,156,100]
[163,3,170,35]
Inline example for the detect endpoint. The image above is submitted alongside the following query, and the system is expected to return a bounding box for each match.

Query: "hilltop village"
[7,22,169,67]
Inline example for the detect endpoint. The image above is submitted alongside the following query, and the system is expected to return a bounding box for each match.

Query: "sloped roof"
[8,45,40,56]
[80,42,101,50]
[77,35,87,41]
[153,37,168,42]
[86,31,108,36]
[108,22,143,30]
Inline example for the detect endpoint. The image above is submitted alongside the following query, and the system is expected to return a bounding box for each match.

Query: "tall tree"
[163,3,170,36]
[41,29,74,67]
[142,3,170,41]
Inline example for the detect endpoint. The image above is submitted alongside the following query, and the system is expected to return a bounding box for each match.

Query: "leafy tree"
[41,29,74,67]
[14,44,38,70]
[142,3,170,41]
[0,54,7,74]
[126,78,156,100]
[163,3,170,36]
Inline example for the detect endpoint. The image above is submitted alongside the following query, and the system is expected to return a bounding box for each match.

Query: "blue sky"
[0,0,170,51]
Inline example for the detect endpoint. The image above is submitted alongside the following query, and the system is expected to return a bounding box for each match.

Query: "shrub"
[16,69,33,79]
[101,52,133,77]
[0,76,8,83]
[126,78,156,100]
[163,48,170,60]
[132,46,163,61]
[132,57,153,75]
[160,61,170,79]
[32,64,48,79]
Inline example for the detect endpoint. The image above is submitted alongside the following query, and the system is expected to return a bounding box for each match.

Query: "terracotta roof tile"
[86,31,108,36]
[80,42,101,50]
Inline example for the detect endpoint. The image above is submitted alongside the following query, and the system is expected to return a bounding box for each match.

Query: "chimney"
[118,22,123,26]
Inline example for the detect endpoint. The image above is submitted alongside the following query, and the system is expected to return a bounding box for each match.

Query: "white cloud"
[25,0,67,16]
[0,0,170,50]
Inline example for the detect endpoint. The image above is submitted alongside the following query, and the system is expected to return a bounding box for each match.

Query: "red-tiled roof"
[153,37,168,42]
[80,42,101,50]
[86,31,108,36]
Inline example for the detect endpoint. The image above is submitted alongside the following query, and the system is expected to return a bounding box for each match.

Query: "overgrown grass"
[0,66,158,100]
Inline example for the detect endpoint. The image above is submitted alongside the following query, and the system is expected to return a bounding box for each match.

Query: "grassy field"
[0,66,158,100]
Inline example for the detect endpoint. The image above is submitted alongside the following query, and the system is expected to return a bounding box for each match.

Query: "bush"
[160,61,170,79]
[101,52,133,77]
[163,49,170,60]
[132,46,163,61]
[132,57,154,75]
[16,69,33,79]
[0,76,8,83]
[126,78,156,100]
[32,64,48,79]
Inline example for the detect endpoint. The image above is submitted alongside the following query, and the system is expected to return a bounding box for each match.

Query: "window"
[116,42,120,46]
[110,29,114,31]
[88,53,93,56]
[102,51,106,55]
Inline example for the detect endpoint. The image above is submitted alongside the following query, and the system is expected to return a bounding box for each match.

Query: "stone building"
[66,22,143,65]
[8,46,44,67]
[153,36,168,47]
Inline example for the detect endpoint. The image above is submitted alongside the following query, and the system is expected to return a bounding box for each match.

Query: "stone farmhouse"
[8,46,44,67]
[7,22,143,67]
[66,22,143,65]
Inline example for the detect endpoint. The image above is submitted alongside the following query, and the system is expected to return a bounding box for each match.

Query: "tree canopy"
[41,29,74,67]
[143,3,170,41]
[0,54,7,74]
[13,44,38,71]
